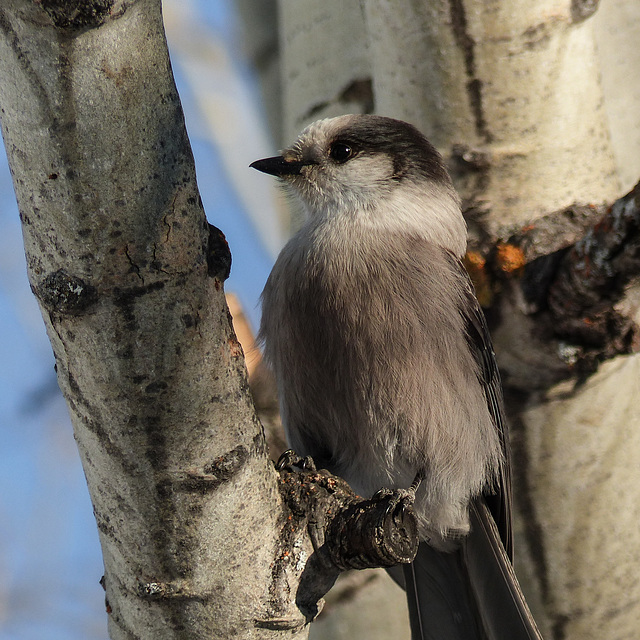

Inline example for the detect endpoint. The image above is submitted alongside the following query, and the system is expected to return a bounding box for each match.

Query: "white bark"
[523,355,640,640]
[276,0,622,227]
[278,0,371,145]
[594,0,640,192]
[363,0,619,229]
[0,1,307,637]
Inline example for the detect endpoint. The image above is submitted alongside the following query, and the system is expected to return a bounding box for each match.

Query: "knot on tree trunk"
[33,269,98,315]
[467,182,640,386]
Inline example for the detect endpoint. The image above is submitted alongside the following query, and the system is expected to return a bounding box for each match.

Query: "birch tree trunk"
[267,1,640,639]
[594,0,640,193]
[0,2,304,638]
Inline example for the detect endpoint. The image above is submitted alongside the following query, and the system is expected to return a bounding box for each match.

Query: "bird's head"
[251,114,466,255]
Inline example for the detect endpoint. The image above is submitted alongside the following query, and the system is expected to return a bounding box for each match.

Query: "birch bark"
[0,2,299,638]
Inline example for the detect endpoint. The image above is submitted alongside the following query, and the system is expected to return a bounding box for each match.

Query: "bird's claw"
[373,486,416,504]
[372,487,417,523]
[275,449,317,472]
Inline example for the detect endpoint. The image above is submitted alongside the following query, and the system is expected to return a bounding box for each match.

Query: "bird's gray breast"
[260,226,498,505]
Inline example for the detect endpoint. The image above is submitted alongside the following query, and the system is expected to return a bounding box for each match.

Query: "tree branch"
[274,459,418,623]
[466,180,640,386]
[537,182,640,372]
[547,181,640,328]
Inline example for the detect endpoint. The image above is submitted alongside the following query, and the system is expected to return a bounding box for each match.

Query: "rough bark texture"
[0,1,288,637]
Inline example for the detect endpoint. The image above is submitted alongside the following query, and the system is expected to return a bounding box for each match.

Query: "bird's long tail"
[403,500,543,640]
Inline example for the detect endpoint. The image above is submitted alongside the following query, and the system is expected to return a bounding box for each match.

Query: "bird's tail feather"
[403,542,484,640]
[403,500,543,640]
[463,500,543,640]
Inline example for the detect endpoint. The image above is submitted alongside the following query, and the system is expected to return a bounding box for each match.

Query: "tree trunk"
[0,1,298,637]
[594,0,640,192]
[278,0,372,145]
[363,0,619,228]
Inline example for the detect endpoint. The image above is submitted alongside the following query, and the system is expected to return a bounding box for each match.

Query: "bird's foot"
[372,470,424,506]
[371,470,425,521]
[371,487,416,524]
[275,449,317,472]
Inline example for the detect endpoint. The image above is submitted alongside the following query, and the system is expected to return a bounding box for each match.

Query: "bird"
[251,114,543,640]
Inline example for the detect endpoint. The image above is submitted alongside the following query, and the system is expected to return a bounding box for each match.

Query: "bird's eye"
[329,142,354,163]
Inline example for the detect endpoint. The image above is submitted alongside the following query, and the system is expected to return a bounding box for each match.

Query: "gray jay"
[252,114,542,640]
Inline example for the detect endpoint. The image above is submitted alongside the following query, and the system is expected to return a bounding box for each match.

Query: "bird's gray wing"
[454,256,513,559]
[462,499,544,640]
[403,541,484,640]
[402,256,543,640]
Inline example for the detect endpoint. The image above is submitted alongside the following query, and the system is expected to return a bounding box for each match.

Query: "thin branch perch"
[275,459,418,622]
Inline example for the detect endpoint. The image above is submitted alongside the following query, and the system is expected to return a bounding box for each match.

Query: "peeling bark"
[468,183,640,386]
[548,183,640,325]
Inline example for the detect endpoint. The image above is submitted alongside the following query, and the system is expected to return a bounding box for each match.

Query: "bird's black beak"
[250,155,305,176]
